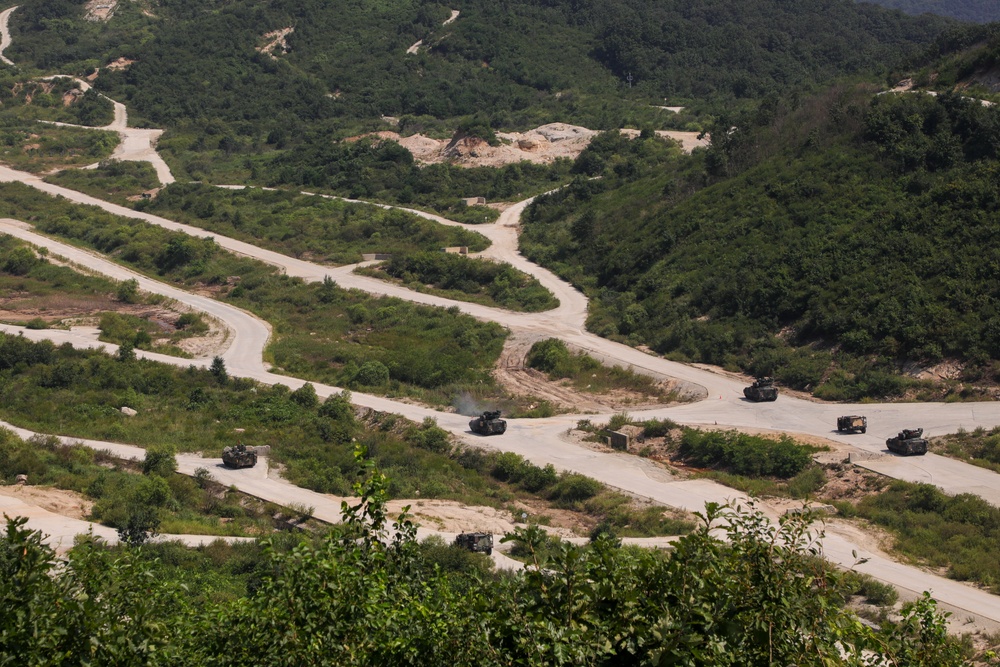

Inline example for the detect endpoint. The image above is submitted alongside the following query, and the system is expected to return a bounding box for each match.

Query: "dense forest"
[860,0,1000,23]
[6,0,951,137]
[522,84,1000,399]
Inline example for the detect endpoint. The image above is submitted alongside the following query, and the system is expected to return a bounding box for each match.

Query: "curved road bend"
[0,6,17,66]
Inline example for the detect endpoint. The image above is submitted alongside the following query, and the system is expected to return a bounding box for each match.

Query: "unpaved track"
[0,6,16,66]
[36,75,175,185]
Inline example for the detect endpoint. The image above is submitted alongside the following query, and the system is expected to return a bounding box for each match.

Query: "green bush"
[677,429,813,479]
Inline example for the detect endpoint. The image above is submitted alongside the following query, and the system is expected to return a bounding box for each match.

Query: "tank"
[837,415,867,434]
[222,443,257,469]
[469,410,507,435]
[454,532,493,555]
[743,377,778,402]
[886,428,928,456]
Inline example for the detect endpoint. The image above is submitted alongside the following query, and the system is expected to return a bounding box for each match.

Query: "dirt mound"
[349,122,706,169]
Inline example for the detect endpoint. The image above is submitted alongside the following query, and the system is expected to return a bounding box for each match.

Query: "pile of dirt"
[348,123,708,169]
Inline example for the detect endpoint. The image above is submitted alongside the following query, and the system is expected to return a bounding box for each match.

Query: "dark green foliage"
[0,493,971,665]
[523,85,1000,398]
[677,430,814,478]
[372,251,558,312]
[142,445,178,478]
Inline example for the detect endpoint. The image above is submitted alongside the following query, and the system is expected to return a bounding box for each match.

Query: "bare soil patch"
[493,335,684,413]
[0,291,226,357]
[0,484,93,519]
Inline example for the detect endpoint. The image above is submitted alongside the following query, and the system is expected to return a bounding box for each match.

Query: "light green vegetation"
[0,236,208,355]
[0,119,117,173]
[134,182,489,264]
[358,252,558,312]
[526,338,679,400]
[839,479,1000,595]
[0,334,682,536]
[0,183,524,409]
[45,159,162,203]
[0,429,280,538]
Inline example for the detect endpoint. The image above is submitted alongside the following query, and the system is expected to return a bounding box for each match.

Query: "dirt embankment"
[347,123,709,169]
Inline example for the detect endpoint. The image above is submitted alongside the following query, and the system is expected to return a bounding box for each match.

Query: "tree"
[210,356,228,385]
[142,445,177,478]
[116,278,140,304]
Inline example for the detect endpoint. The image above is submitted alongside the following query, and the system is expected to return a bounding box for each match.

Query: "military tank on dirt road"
[470,410,507,436]
[222,443,258,469]
[886,428,928,456]
[743,377,778,402]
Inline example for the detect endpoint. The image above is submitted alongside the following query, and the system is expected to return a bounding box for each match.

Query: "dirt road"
[0,6,17,66]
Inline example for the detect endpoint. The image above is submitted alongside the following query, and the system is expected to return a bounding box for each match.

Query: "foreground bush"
[0,452,971,666]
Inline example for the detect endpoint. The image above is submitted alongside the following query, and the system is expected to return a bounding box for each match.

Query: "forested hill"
[859,0,1000,23]
[521,84,1000,401]
[8,0,952,133]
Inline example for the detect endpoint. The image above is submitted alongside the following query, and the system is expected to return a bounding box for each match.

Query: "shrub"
[355,360,390,386]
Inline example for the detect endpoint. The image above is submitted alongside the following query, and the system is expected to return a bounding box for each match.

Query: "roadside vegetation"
[0,465,974,665]
[576,417,827,500]
[0,429,284,539]
[133,182,490,263]
[357,252,558,312]
[45,159,162,203]
[0,117,117,173]
[526,338,680,402]
[932,426,1000,474]
[837,479,1000,595]
[0,236,209,355]
[0,183,531,409]
[0,333,687,537]
[0,75,115,127]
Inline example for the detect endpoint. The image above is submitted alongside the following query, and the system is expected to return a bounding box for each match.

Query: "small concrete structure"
[361,253,393,261]
[462,197,486,206]
[608,430,630,451]
[442,246,468,255]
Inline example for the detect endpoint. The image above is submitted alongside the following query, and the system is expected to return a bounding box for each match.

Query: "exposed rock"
[120,406,137,416]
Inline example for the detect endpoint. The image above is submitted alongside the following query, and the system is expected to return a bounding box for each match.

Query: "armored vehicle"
[743,377,778,402]
[454,532,493,555]
[837,415,867,434]
[886,428,928,456]
[222,443,257,469]
[470,410,507,435]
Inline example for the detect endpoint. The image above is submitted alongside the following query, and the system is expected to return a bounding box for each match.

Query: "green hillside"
[522,85,1000,399]
[7,0,952,135]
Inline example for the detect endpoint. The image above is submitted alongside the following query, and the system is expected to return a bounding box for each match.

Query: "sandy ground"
[360,123,708,169]
[0,483,93,519]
